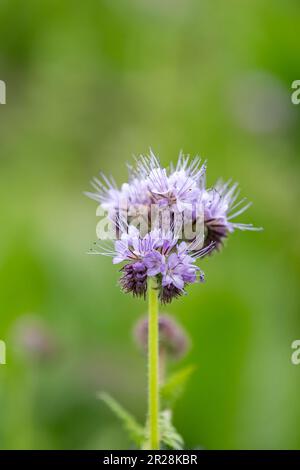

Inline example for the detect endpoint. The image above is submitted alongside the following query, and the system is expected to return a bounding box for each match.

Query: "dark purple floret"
[203,218,229,251]
[120,262,148,298]
[159,284,183,304]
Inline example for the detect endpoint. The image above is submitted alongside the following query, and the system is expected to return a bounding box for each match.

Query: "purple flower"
[144,251,165,276]
[158,242,207,303]
[162,253,186,290]
[112,226,161,265]
[86,150,261,302]
[146,153,206,213]
[202,181,262,252]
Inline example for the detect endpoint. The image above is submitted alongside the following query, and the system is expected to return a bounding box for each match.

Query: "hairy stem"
[148,277,160,450]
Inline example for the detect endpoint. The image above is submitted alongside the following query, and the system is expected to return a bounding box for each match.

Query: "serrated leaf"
[159,409,184,450]
[98,392,145,447]
[143,409,184,450]
[160,365,196,408]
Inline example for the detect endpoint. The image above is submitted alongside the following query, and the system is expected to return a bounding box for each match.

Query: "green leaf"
[160,364,196,408]
[98,392,145,447]
[159,409,184,450]
[142,409,184,450]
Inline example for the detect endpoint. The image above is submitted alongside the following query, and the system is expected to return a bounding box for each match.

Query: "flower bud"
[12,314,58,362]
[134,314,190,361]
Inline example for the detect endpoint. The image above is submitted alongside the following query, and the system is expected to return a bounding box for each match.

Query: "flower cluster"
[114,226,210,303]
[86,151,261,303]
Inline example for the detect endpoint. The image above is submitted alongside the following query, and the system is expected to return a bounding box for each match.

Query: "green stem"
[148,277,160,450]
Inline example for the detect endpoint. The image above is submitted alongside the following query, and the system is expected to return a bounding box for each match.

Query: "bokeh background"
[0,0,300,450]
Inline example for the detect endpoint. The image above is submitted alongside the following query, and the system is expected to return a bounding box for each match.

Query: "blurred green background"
[0,0,300,450]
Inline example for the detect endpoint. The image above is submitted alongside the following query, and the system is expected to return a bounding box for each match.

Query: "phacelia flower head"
[86,150,261,303]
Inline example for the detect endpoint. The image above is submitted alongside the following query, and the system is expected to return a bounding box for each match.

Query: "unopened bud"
[12,314,58,362]
[134,314,190,361]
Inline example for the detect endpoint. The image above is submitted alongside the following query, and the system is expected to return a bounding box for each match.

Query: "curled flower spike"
[201,179,262,251]
[86,150,262,303]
